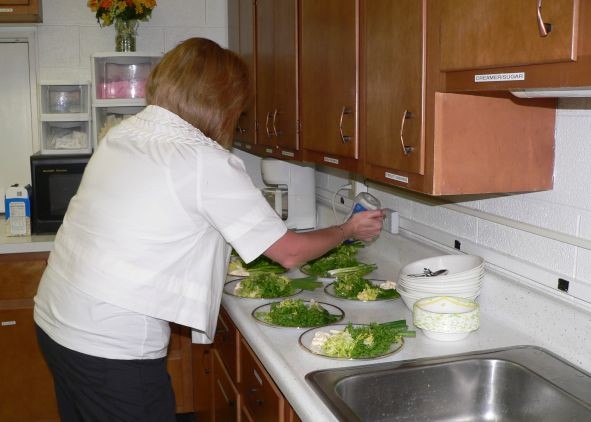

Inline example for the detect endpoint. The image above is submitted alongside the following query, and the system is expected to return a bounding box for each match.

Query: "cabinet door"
[214,307,239,383]
[300,0,358,164]
[364,0,425,177]
[0,306,59,422]
[191,344,213,422]
[167,324,194,414]
[0,0,42,23]
[240,338,284,421]
[440,0,578,71]
[212,349,240,422]
[256,0,298,153]
[229,0,257,148]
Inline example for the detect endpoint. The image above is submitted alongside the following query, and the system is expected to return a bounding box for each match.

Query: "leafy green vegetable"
[234,273,295,298]
[256,299,341,327]
[228,253,285,276]
[326,263,378,278]
[332,273,399,301]
[319,320,415,359]
[289,276,323,291]
[303,242,371,277]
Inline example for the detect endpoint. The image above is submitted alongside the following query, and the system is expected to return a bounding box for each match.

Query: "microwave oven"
[30,153,91,234]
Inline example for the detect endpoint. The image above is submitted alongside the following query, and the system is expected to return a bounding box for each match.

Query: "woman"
[34,38,383,422]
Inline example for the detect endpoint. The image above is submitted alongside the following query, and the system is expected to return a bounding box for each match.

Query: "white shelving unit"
[38,81,91,155]
[91,52,161,149]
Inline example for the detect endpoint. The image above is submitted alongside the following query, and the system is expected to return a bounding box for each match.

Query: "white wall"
[33,0,228,82]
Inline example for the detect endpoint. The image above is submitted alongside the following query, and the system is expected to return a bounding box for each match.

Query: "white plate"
[324,280,400,302]
[298,323,405,360]
[223,278,302,299]
[252,301,344,328]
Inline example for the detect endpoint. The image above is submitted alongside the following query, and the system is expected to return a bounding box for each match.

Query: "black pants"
[36,325,176,422]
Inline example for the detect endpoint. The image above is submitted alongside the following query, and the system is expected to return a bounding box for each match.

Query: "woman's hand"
[341,209,384,242]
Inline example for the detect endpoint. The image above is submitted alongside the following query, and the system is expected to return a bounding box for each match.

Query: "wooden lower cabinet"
[213,349,240,421]
[167,323,195,413]
[240,338,284,421]
[0,252,58,422]
[0,252,193,420]
[194,307,301,422]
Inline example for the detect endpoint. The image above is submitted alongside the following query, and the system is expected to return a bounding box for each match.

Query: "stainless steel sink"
[306,346,591,421]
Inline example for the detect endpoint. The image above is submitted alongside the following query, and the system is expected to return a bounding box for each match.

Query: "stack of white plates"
[397,255,484,310]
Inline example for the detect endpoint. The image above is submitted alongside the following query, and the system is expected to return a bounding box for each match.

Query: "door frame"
[0,27,40,154]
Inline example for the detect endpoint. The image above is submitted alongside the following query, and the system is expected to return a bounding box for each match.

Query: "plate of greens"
[299,241,377,278]
[224,273,302,299]
[325,274,399,302]
[298,321,414,360]
[252,299,344,328]
[227,253,286,276]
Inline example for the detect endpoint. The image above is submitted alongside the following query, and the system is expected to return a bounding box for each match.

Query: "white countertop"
[220,233,542,422]
[0,219,54,254]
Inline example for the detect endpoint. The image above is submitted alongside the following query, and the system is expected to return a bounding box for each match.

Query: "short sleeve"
[198,150,287,263]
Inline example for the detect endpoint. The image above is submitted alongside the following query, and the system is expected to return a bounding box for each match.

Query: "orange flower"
[89,0,156,27]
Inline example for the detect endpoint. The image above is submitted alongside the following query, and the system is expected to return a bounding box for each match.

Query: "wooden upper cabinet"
[440,0,591,92]
[364,0,425,177]
[0,0,42,23]
[440,0,578,71]
[300,0,360,170]
[256,0,298,155]
[228,0,257,148]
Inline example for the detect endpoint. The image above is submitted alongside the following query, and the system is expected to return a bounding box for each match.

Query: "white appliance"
[260,158,316,230]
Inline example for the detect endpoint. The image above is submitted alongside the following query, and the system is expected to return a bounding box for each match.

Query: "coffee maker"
[260,158,316,230]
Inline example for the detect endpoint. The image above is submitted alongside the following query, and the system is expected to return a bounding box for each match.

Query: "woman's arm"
[263,209,384,269]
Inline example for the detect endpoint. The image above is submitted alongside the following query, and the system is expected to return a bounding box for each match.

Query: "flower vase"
[115,20,138,52]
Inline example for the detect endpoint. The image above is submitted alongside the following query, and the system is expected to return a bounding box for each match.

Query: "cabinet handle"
[272,109,281,137]
[399,110,414,155]
[536,0,551,37]
[339,106,353,143]
[265,111,273,137]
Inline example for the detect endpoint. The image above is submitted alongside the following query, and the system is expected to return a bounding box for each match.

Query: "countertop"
[220,233,542,422]
[0,219,54,254]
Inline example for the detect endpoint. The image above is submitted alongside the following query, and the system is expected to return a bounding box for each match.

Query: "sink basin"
[306,346,591,421]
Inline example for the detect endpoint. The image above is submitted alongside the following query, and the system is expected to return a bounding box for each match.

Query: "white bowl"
[413,296,480,341]
[400,255,484,279]
[397,286,480,310]
[398,280,482,295]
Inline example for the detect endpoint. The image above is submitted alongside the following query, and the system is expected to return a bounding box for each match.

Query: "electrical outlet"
[350,179,366,200]
[382,208,399,234]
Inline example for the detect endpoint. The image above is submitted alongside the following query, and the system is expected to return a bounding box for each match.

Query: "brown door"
[229,0,257,146]
[256,0,298,151]
[300,0,358,159]
[440,0,578,71]
[364,0,425,176]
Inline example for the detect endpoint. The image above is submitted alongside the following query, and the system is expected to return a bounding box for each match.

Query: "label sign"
[265,148,273,153]
[0,8,15,13]
[385,172,409,184]
[475,72,525,83]
[2,321,16,326]
[281,150,295,157]
[324,157,339,165]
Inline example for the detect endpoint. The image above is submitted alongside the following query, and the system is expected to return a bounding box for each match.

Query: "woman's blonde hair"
[146,37,250,148]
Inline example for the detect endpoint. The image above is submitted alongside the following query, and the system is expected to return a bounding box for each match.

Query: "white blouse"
[34,105,287,359]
